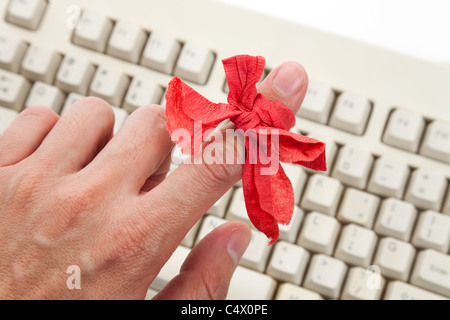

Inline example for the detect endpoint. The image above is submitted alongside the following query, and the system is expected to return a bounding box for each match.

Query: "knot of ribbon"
[165,55,326,244]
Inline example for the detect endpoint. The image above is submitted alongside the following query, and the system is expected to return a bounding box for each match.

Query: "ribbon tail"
[242,153,295,245]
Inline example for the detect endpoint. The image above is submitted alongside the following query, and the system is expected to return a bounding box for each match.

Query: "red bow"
[165,55,326,244]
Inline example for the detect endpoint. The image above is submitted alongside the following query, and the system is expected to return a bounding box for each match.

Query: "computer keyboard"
[1,0,450,300]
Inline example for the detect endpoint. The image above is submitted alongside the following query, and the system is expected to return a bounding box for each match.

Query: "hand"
[0,61,308,300]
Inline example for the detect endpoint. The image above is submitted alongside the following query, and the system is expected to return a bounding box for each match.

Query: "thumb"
[153,222,251,300]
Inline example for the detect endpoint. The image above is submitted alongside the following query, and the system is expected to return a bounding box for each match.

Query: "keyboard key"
[196,215,227,243]
[89,66,130,106]
[123,77,164,113]
[383,108,425,152]
[300,174,343,216]
[367,156,410,198]
[374,198,418,241]
[372,237,415,281]
[25,82,65,114]
[107,21,147,63]
[0,106,18,134]
[410,249,450,298]
[180,220,201,248]
[331,144,373,189]
[404,168,447,211]
[174,42,215,84]
[341,267,385,300]
[206,188,233,218]
[420,120,450,164]
[21,45,62,83]
[280,163,307,204]
[297,211,340,255]
[444,190,450,215]
[329,92,372,135]
[267,241,310,285]
[227,266,277,300]
[0,69,30,111]
[141,31,181,74]
[412,210,450,253]
[297,80,335,124]
[61,93,85,115]
[150,245,190,291]
[334,224,377,267]
[303,254,347,299]
[384,281,447,300]
[72,10,113,52]
[112,106,128,134]
[0,33,27,72]
[226,187,251,226]
[240,229,271,272]
[5,0,47,30]
[56,55,95,95]
[337,188,380,228]
[278,206,303,243]
[275,283,323,300]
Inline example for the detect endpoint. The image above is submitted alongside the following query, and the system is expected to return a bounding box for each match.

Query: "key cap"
[275,283,323,300]
[420,120,450,163]
[0,106,18,134]
[0,69,30,111]
[337,188,380,228]
[300,173,344,216]
[145,289,158,300]
[107,21,147,63]
[374,198,418,241]
[240,229,271,272]
[112,106,128,134]
[0,34,27,72]
[6,0,47,30]
[373,237,415,281]
[329,91,372,135]
[335,224,377,267]
[227,266,277,300]
[341,267,385,300]
[278,206,304,243]
[206,188,233,218]
[174,42,215,84]
[412,210,450,253]
[383,108,425,152]
[306,132,338,175]
[226,187,251,226]
[21,45,62,83]
[61,93,85,115]
[404,168,447,211]
[150,245,190,291]
[267,241,310,285]
[89,66,130,106]
[141,31,181,74]
[55,55,95,95]
[367,156,410,198]
[331,144,373,189]
[180,220,201,248]
[196,215,227,243]
[297,211,340,255]
[410,249,450,298]
[281,163,307,204]
[297,80,335,124]
[303,254,347,299]
[72,10,113,52]
[384,281,447,300]
[25,81,65,114]
[123,77,164,113]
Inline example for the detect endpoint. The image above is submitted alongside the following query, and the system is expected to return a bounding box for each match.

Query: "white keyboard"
[1,0,450,300]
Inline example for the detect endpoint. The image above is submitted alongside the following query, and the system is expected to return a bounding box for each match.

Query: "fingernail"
[227,227,251,266]
[273,63,306,97]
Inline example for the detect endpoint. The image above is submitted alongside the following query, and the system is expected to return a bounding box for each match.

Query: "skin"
[0,61,308,300]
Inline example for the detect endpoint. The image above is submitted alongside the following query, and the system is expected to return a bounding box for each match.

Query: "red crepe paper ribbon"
[165,55,326,244]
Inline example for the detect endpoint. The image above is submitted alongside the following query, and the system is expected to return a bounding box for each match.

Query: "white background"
[217,0,450,66]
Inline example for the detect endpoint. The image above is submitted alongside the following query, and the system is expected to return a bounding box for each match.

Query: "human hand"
[0,61,308,300]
